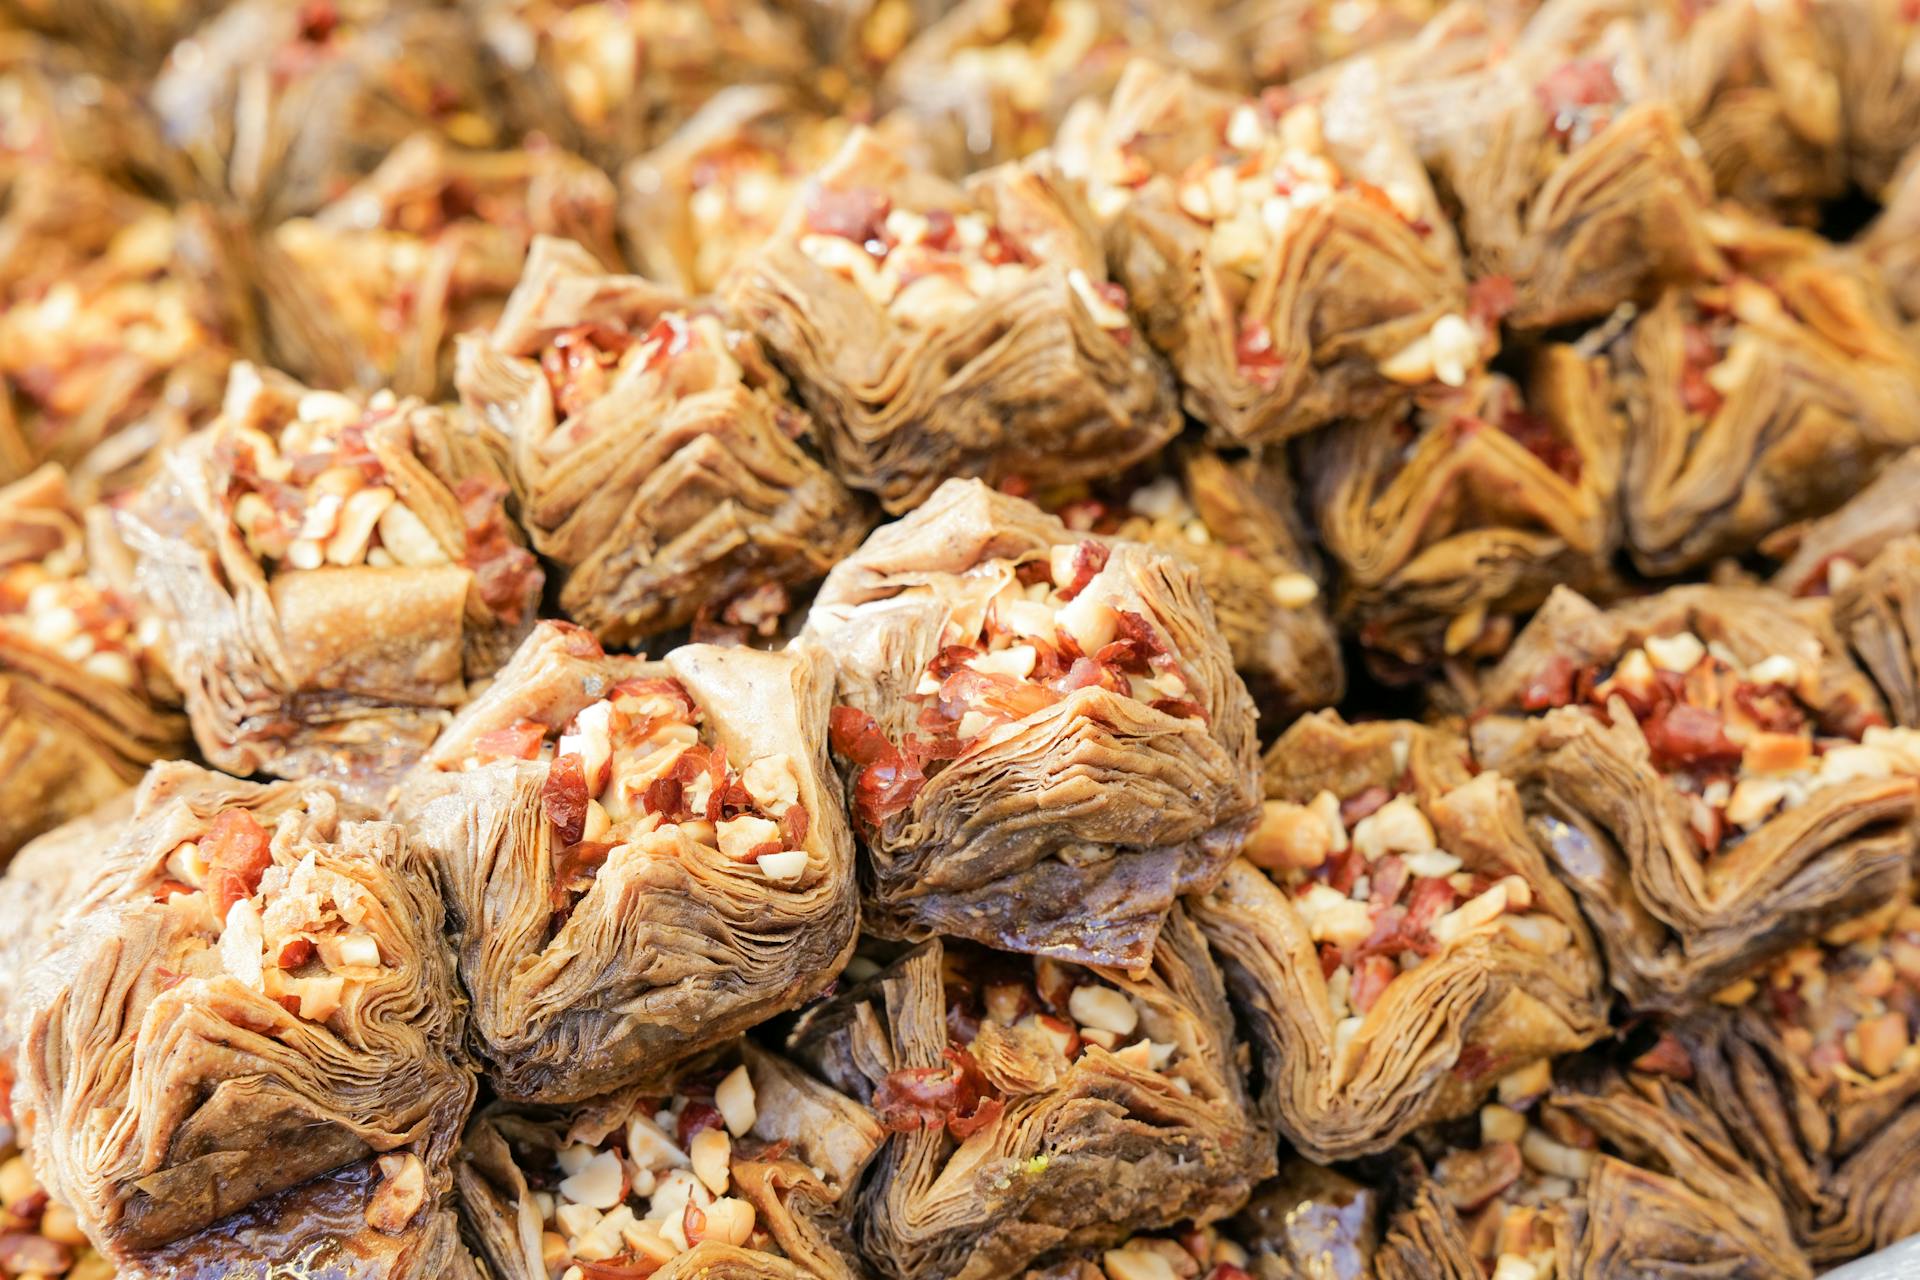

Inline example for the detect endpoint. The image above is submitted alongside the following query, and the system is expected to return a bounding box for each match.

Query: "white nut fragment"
[1521,1128,1595,1182]
[1067,268,1129,329]
[714,1064,757,1136]
[376,501,450,566]
[717,814,781,861]
[1643,631,1706,673]
[625,1114,690,1172]
[1428,314,1477,387]
[335,932,382,968]
[1270,572,1319,608]
[1351,795,1436,861]
[693,1196,756,1247]
[365,1152,427,1233]
[968,644,1039,680]
[327,485,395,565]
[559,1149,626,1210]
[220,898,265,990]
[1430,883,1510,945]
[755,849,810,882]
[1295,883,1374,948]
[690,1127,731,1196]
[1746,653,1799,686]
[1067,985,1139,1037]
[740,754,800,814]
[1102,1244,1181,1280]
[1402,850,1463,880]
[1056,592,1117,655]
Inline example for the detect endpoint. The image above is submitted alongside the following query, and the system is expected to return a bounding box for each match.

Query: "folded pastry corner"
[1376,1056,1813,1280]
[400,620,858,1102]
[1017,447,1344,726]
[261,133,623,401]
[619,85,875,296]
[1078,57,1486,447]
[151,0,518,224]
[0,464,185,863]
[1652,884,1920,1262]
[471,0,813,166]
[120,363,541,798]
[881,0,1240,169]
[804,477,1262,969]
[726,128,1181,513]
[458,1039,882,1279]
[12,761,475,1274]
[787,921,1267,1280]
[1307,349,1620,677]
[1398,1,1722,328]
[457,235,869,647]
[1193,711,1607,1163]
[1606,242,1920,576]
[1472,583,1918,1010]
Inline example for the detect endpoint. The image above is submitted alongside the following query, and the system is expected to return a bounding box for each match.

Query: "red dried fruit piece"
[204,809,275,916]
[805,185,891,246]
[1535,58,1621,143]
[872,1046,1005,1139]
[830,706,927,827]
[1519,655,1576,711]
[677,1101,724,1146]
[1642,703,1741,772]
[1055,540,1111,602]
[542,753,590,846]
[474,718,548,764]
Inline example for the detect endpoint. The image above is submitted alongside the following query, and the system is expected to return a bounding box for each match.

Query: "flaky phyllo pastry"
[1017,446,1344,724]
[1816,0,1920,193]
[1664,886,1920,1263]
[150,0,514,224]
[803,479,1261,969]
[787,927,1267,1280]
[1384,0,1722,328]
[0,466,184,862]
[1375,1058,1811,1280]
[880,0,1238,169]
[457,236,868,648]
[401,621,857,1102]
[1858,149,1920,327]
[1639,0,1846,220]
[0,167,251,496]
[1765,449,1920,727]
[1601,241,1920,576]
[1193,713,1606,1163]
[1304,350,1619,674]
[1472,584,1919,1010]
[1019,1217,1261,1280]
[0,30,192,195]
[261,132,623,401]
[1062,57,1487,448]
[473,0,812,166]
[119,363,541,796]
[457,1040,883,1280]
[619,86,870,297]
[12,762,475,1274]
[726,128,1180,514]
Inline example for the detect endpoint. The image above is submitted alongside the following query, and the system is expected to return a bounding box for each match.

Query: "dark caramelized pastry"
[1473,584,1917,1009]
[1603,246,1920,576]
[1376,1059,1812,1280]
[1389,0,1722,328]
[400,621,857,1102]
[1193,713,1606,1162]
[0,466,184,862]
[457,1040,882,1280]
[1305,352,1619,675]
[1016,447,1344,727]
[787,926,1267,1280]
[260,133,623,400]
[456,236,869,648]
[1666,888,1920,1263]
[11,762,475,1275]
[1066,57,1484,448]
[119,364,540,798]
[803,478,1261,969]
[727,128,1180,513]
[151,0,516,223]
